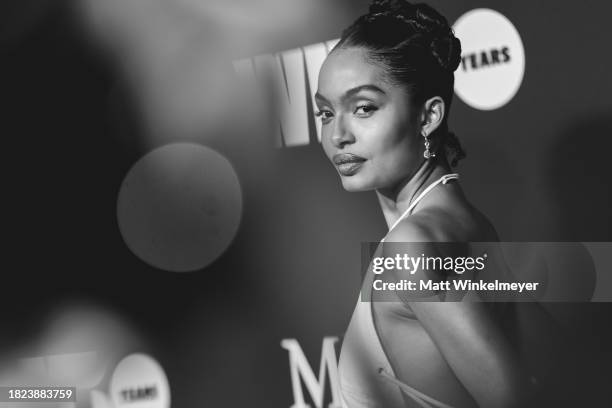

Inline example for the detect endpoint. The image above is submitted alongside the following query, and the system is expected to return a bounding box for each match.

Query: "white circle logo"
[453,9,525,110]
[110,354,171,408]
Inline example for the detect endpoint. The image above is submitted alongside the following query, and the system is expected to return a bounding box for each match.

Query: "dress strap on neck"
[440,173,460,185]
[381,173,459,242]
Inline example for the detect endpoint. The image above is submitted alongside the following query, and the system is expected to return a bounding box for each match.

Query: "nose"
[331,115,355,148]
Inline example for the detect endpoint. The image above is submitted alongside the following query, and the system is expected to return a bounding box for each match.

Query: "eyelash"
[315,110,333,125]
[354,104,377,116]
[315,105,378,124]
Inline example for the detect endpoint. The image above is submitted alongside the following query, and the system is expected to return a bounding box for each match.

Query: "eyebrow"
[315,84,386,104]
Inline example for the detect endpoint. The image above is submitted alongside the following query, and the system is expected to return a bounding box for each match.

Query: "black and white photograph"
[1,0,611,407]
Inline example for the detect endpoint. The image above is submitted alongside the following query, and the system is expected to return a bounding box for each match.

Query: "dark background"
[1,0,611,406]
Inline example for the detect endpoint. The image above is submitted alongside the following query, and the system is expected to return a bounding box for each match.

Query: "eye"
[354,104,378,117]
[315,109,334,124]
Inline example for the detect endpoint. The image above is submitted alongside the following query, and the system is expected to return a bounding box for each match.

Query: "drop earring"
[423,132,435,159]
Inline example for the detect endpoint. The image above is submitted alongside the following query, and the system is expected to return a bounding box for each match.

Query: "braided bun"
[365,1,461,73]
[444,131,466,167]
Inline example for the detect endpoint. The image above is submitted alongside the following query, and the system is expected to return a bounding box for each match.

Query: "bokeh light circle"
[117,143,242,272]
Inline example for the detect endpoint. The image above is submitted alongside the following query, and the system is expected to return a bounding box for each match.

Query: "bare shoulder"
[386,201,498,244]
[384,214,438,243]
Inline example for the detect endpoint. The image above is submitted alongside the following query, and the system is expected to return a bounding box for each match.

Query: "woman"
[315,1,535,407]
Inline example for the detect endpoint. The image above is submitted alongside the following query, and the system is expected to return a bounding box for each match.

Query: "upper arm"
[410,302,527,406]
[381,220,528,406]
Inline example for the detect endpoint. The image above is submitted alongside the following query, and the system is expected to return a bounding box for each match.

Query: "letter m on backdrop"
[281,337,343,408]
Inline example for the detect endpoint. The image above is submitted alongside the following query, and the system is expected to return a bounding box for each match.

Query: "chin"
[339,175,374,192]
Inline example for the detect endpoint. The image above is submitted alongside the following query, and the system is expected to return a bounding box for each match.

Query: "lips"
[332,153,366,176]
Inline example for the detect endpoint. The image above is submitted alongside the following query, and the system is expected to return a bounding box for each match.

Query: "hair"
[333,0,466,166]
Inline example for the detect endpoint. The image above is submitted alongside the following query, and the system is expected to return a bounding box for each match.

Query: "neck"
[376,157,451,229]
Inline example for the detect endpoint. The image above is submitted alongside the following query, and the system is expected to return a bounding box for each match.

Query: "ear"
[419,96,445,137]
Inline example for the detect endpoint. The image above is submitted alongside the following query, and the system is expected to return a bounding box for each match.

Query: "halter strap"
[381,173,459,243]
[379,368,456,408]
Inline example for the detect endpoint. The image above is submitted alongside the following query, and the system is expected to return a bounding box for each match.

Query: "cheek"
[358,113,415,156]
[360,118,420,179]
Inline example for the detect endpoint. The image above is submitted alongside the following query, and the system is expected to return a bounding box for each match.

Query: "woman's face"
[316,47,423,192]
